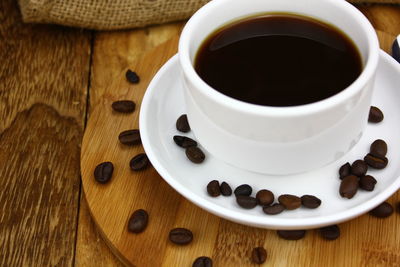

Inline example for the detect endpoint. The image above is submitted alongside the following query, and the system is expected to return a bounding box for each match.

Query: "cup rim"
[178,0,380,117]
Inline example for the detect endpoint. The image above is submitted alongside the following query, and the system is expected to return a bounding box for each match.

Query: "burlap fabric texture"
[18,0,209,30]
[18,0,400,30]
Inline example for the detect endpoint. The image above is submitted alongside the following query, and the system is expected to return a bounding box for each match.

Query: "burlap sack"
[18,0,399,30]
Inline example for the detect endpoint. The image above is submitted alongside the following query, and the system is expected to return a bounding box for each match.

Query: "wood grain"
[0,0,91,266]
[80,36,183,267]
[75,194,125,267]
[358,5,400,36]
[89,22,184,111]
[75,22,184,267]
[80,6,400,266]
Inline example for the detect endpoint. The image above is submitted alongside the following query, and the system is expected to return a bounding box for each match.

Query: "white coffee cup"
[178,0,379,175]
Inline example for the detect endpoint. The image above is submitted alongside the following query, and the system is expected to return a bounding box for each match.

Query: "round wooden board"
[81,34,400,267]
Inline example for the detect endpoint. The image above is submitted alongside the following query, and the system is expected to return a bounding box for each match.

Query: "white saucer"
[140,51,400,230]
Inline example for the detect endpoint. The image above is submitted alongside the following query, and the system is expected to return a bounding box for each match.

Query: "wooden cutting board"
[80,32,400,266]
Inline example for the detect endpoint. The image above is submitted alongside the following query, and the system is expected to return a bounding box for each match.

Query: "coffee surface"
[194,14,362,106]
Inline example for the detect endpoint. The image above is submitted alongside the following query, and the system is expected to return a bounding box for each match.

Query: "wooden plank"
[356,5,400,55]
[89,22,184,111]
[78,6,400,267]
[74,195,125,267]
[74,22,184,267]
[0,0,91,266]
[358,5,400,36]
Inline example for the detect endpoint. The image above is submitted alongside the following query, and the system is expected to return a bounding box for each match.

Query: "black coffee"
[194,14,362,106]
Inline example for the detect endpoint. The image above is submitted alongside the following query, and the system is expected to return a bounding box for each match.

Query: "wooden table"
[0,0,399,266]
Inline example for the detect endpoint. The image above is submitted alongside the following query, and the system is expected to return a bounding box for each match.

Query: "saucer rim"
[139,51,400,229]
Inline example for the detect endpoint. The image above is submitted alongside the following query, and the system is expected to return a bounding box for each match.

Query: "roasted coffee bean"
[119,129,141,146]
[126,69,140,84]
[169,228,193,245]
[173,135,197,148]
[176,114,191,132]
[319,225,340,240]
[94,162,114,184]
[301,195,321,209]
[277,230,306,240]
[364,153,388,169]
[192,256,213,267]
[359,175,377,191]
[129,153,149,171]
[278,194,301,210]
[236,195,257,209]
[263,204,285,215]
[369,202,393,218]
[251,247,267,264]
[370,139,387,158]
[256,189,274,206]
[207,180,221,197]
[368,106,384,123]
[351,160,368,176]
[220,182,232,196]
[234,184,252,196]
[339,162,351,179]
[127,209,148,233]
[112,100,136,113]
[339,175,359,199]
[185,146,205,163]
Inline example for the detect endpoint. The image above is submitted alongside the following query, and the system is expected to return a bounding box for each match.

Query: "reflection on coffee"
[194,14,362,107]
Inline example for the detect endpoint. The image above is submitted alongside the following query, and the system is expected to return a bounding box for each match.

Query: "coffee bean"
[364,153,388,169]
[234,184,252,196]
[176,114,191,132]
[251,247,267,264]
[207,180,221,197]
[125,69,140,84]
[185,146,205,163]
[319,225,340,240]
[339,175,359,199]
[278,194,301,210]
[369,202,393,218]
[129,153,149,171]
[339,162,351,179]
[94,162,114,184]
[192,256,213,267]
[236,195,257,209]
[112,100,136,113]
[169,228,193,245]
[119,129,141,146]
[255,189,274,206]
[368,106,384,123]
[220,182,232,196]
[127,209,148,233]
[370,139,387,158]
[301,195,321,209]
[173,135,197,148]
[263,204,285,215]
[359,175,377,191]
[277,230,306,240]
[351,160,368,176]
